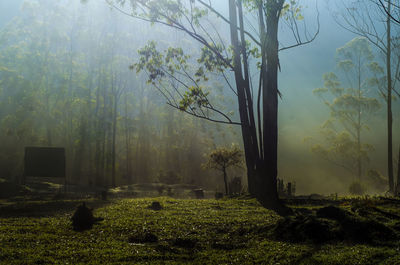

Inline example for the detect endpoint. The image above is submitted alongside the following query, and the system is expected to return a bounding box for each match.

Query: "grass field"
[1,196,400,264]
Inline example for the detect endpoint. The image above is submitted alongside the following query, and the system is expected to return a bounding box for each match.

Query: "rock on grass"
[148,201,163,211]
[71,202,103,231]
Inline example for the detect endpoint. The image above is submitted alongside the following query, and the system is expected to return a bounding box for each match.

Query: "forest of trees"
[0,0,399,213]
[0,0,241,190]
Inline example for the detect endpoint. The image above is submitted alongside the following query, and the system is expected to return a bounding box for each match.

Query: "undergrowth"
[0,196,400,264]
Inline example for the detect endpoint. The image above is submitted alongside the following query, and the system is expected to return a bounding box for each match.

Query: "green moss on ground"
[0,197,400,264]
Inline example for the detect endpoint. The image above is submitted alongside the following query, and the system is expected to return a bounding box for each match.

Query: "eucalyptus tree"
[377,0,400,193]
[333,0,400,193]
[101,0,319,214]
[312,37,381,182]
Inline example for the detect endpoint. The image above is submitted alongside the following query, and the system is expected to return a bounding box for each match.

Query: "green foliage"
[204,145,243,172]
[197,43,231,73]
[310,131,373,174]
[243,0,303,21]
[310,37,381,180]
[203,145,243,194]
[0,0,230,187]
[133,40,233,124]
[179,86,209,111]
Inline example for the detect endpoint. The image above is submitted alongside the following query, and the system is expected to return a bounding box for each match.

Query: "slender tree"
[204,145,243,195]
[311,37,381,181]
[333,0,400,193]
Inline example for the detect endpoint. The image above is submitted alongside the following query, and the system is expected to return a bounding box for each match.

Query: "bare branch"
[279,2,320,52]
[197,0,261,46]
[379,0,400,24]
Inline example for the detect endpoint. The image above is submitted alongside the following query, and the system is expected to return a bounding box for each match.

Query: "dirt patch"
[274,205,398,245]
[274,215,336,243]
[316,205,349,221]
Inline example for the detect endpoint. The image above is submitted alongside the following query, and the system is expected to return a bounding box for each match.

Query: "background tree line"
[0,0,242,190]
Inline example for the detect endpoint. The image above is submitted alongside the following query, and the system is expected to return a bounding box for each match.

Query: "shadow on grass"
[272,204,400,247]
[0,198,111,218]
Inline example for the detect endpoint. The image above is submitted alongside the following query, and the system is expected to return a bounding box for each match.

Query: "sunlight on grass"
[0,197,400,264]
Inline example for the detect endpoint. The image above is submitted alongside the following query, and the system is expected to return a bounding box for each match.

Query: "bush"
[349,181,365,195]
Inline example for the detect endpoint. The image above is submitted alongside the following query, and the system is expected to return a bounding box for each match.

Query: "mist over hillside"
[0,0,398,195]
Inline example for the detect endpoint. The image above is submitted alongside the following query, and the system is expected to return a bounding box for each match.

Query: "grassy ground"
[1,196,400,264]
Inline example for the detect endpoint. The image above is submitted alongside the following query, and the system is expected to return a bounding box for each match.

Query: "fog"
[0,0,399,195]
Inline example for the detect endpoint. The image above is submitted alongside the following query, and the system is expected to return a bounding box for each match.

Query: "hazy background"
[0,0,398,194]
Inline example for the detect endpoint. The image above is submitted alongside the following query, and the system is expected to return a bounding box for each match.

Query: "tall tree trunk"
[396,146,400,194]
[228,0,258,196]
[94,75,102,187]
[73,119,87,183]
[387,0,394,193]
[111,93,117,187]
[357,58,362,181]
[259,0,287,214]
[237,0,259,194]
[45,90,52,147]
[87,70,94,185]
[223,166,228,195]
[123,93,132,184]
[229,0,288,215]
[101,76,108,188]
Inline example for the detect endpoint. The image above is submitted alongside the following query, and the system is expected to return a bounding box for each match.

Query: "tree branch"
[279,1,320,51]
